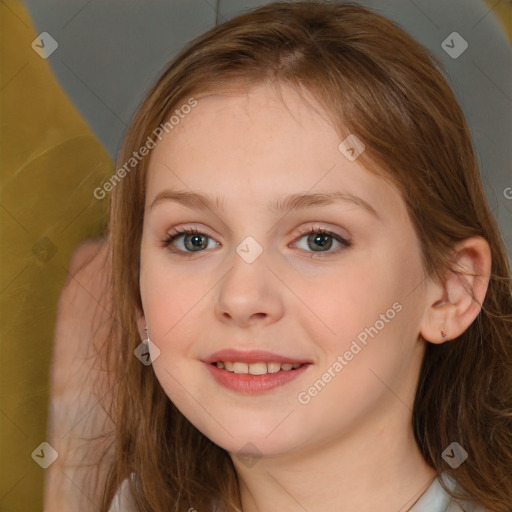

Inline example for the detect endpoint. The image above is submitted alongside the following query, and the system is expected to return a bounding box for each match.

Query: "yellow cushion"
[483,0,512,42]
[0,1,113,508]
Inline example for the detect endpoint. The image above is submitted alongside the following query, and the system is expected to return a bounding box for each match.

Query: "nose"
[214,249,285,328]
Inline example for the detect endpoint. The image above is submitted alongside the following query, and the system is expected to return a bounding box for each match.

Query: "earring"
[142,324,150,344]
[441,328,447,338]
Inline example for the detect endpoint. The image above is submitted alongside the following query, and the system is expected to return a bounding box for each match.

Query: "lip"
[205,361,311,394]
[204,349,312,365]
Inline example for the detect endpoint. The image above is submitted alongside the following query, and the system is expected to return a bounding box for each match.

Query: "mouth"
[203,349,312,393]
[205,360,311,394]
[211,361,304,375]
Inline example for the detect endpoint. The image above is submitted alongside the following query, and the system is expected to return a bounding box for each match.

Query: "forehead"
[145,84,407,223]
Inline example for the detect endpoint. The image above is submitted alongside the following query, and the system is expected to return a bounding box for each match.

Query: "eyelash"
[161,225,351,258]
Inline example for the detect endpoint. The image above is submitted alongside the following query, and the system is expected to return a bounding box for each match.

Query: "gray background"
[23,0,512,260]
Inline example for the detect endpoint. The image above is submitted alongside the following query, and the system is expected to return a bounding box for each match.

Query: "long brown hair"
[95,2,512,510]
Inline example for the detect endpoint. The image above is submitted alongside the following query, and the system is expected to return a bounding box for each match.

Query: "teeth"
[214,361,303,374]
[267,361,281,374]
[248,362,267,375]
[233,362,249,374]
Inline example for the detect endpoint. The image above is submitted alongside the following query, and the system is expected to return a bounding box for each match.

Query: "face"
[138,83,430,460]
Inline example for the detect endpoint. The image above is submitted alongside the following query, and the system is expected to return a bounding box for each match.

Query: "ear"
[420,236,492,343]
[135,305,147,341]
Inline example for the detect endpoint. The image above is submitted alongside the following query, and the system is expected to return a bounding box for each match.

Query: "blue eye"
[293,227,351,257]
[162,226,351,257]
[162,227,218,254]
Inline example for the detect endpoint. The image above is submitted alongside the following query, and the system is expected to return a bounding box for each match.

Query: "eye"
[161,225,351,257]
[292,226,351,258]
[162,227,219,255]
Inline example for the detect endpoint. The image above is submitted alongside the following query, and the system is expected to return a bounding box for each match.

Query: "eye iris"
[184,233,208,251]
[308,232,332,251]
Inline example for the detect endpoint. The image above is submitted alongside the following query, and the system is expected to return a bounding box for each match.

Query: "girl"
[96,2,512,511]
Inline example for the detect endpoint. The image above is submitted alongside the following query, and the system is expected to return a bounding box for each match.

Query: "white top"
[107,472,488,512]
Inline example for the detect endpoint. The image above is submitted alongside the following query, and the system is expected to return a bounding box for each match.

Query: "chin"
[202,426,304,460]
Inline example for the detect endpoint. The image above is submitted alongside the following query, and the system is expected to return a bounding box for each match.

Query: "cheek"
[140,245,184,307]
[300,254,421,375]
[139,260,206,410]
[139,255,212,355]
[296,264,399,344]
[140,252,184,338]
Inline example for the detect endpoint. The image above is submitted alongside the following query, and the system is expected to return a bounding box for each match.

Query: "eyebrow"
[150,189,379,219]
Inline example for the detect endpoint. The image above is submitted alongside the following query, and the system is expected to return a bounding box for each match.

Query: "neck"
[231,406,437,512]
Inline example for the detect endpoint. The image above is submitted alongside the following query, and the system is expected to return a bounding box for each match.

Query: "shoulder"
[442,473,494,512]
[410,473,492,512]
[56,236,110,330]
[108,477,225,512]
[108,476,139,512]
[109,473,494,512]
[64,237,109,293]
[108,478,222,512]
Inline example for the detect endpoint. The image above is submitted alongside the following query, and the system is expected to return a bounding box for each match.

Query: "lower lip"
[204,362,311,394]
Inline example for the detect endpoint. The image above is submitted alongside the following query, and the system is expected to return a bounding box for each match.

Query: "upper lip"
[204,349,312,365]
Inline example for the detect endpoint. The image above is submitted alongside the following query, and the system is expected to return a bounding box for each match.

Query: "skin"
[45,238,115,510]
[135,83,491,512]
